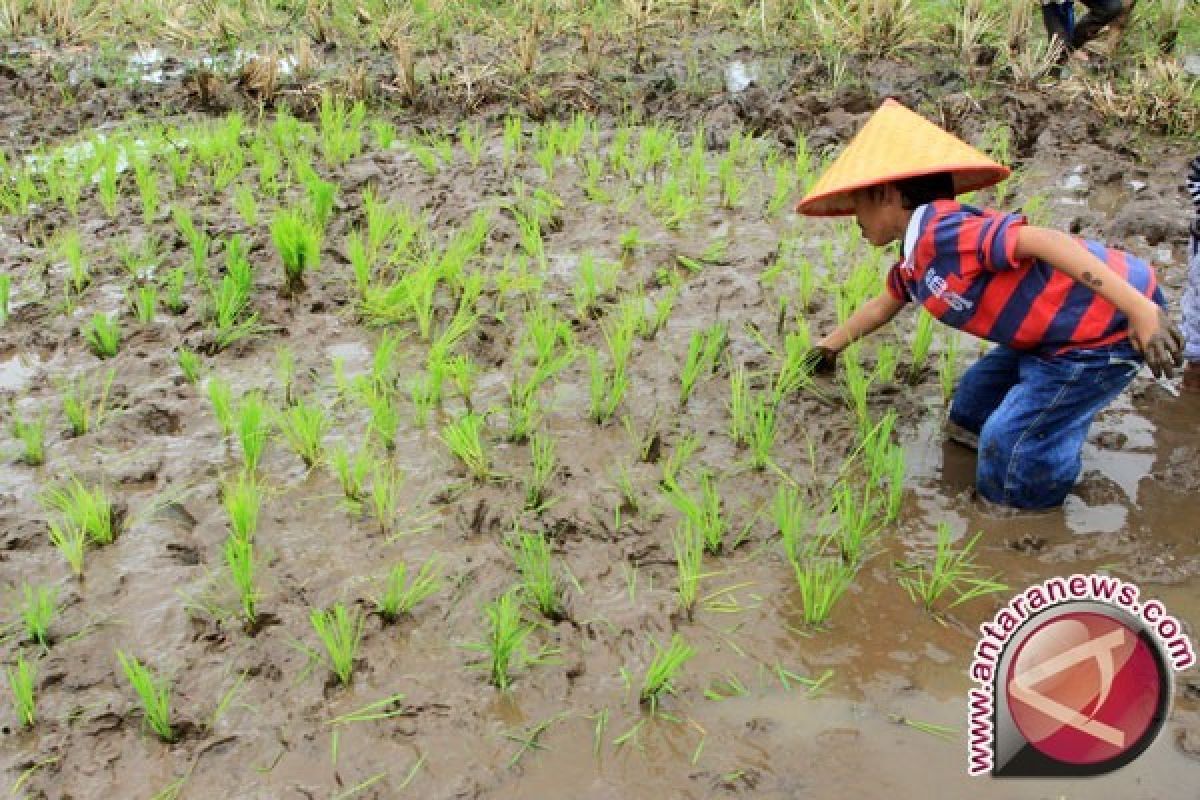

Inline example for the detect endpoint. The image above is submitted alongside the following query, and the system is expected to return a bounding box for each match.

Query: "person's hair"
[891,172,955,209]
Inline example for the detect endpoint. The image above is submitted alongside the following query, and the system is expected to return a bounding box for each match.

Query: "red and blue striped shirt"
[885,200,1164,354]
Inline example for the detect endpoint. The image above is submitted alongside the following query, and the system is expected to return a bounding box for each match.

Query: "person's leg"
[975,346,1141,509]
[1185,156,1200,391]
[1072,0,1127,50]
[1040,0,1075,57]
[947,346,1022,449]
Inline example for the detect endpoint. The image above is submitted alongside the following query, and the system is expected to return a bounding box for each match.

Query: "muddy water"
[3,67,1200,800]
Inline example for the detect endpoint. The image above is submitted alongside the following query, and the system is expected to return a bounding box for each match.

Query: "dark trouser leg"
[948,346,1021,437]
[1041,2,1074,56]
[1072,0,1127,49]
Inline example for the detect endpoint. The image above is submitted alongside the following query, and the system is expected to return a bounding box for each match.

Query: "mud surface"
[1,37,1199,800]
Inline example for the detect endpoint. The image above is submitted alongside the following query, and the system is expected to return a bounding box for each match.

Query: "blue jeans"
[948,343,1143,509]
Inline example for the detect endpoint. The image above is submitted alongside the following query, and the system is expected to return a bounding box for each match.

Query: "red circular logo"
[1005,611,1162,765]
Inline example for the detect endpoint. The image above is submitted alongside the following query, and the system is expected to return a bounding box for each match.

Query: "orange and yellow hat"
[796,98,1010,217]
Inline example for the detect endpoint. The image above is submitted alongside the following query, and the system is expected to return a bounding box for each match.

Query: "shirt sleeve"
[928,207,1035,273]
[885,261,910,303]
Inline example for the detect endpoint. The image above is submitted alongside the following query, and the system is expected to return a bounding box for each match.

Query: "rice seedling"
[40,478,116,545]
[7,655,36,728]
[717,154,746,209]
[441,412,491,480]
[97,151,119,217]
[661,433,699,488]
[573,253,620,319]
[276,398,327,469]
[0,273,9,324]
[747,394,778,470]
[673,520,705,616]
[664,470,726,554]
[372,119,397,151]
[271,208,321,294]
[318,94,366,166]
[640,634,695,713]
[587,347,629,425]
[303,171,338,231]
[459,121,484,166]
[222,470,262,541]
[234,185,258,227]
[464,589,535,691]
[207,375,235,437]
[330,439,372,506]
[358,382,399,449]
[525,432,557,511]
[12,413,46,466]
[83,312,121,359]
[678,323,727,407]
[897,524,1008,613]
[791,546,857,627]
[19,584,57,647]
[509,527,562,620]
[773,483,811,564]
[728,366,752,446]
[48,519,87,576]
[908,309,935,381]
[772,330,818,404]
[236,391,270,473]
[376,557,443,623]
[938,335,961,403]
[223,534,257,625]
[841,345,875,433]
[117,651,174,741]
[133,158,160,225]
[831,480,885,565]
[310,604,365,686]
[369,459,405,536]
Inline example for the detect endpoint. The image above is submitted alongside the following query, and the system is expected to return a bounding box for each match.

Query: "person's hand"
[801,346,838,375]
[1128,305,1184,379]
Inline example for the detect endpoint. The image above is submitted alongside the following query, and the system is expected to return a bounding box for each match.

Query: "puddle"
[0,352,40,391]
[724,60,760,93]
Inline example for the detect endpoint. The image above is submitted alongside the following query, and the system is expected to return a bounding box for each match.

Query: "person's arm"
[817,291,907,354]
[1013,225,1183,376]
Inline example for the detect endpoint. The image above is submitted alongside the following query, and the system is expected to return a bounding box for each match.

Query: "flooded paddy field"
[1,2,1198,798]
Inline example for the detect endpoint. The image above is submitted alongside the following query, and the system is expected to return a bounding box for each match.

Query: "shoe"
[945,419,979,451]
[1184,361,1200,393]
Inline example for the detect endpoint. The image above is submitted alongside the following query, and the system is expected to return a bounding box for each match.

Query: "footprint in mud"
[1152,446,1200,493]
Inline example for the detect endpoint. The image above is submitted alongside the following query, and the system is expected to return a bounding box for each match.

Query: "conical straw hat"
[796,99,1010,217]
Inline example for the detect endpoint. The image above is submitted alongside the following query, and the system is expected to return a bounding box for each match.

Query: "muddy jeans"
[948,342,1143,509]
[1186,221,1200,362]
[1040,0,1126,50]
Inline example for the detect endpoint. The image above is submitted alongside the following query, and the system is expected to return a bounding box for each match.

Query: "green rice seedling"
[224,534,257,625]
[19,584,57,647]
[162,142,194,189]
[276,399,327,468]
[441,412,491,481]
[791,551,857,627]
[466,589,535,691]
[673,520,705,616]
[133,158,160,225]
[939,335,961,403]
[130,285,157,325]
[83,313,120,359]
[163,268,187,316]
[573,253,620,319]
[587,348,629,425]
[408,140,441,176]
[11,412,46,466]
[459,121,484,166]
[236,392,270,473]
[506,375,541,444]
[376,557,443,623]
[0,273,9,324]
[728,367,752,446]
[302,172,338,231]
[772,331,818,404]
[207,375,235,437]
[898,524,1008,613]
[908,310,935,381]
[271,208,321,294]
[60,367,114,436]
[678,323,727,406]
[234,185,258,227]
[664,470,726,554]
[875,342,899,384]
[717,154,746,209]
[445,354,478,408]
[97,151,119,217]
[409,371,439,429]
[660,433,699,488]
[640,634,695,713]
[318,95,366,166]
[618,226,642,254]
[40,478,115,545]
[117,651,174,741]
[7,655,36,728]
[57,230,89,298]
[841,345,875,434]
[310,604,365,686]
[222,470,261,541]
[274,346,296,406]
[502,116,523,168]
[372,119,397,151]
[330,440,372,506]
[369,459,405,536]
[525,432,556,511]
[49,519,87,576]
[748,394,778,470]
[509,527,562,620]
[831,481,884,565]
[773,483,811,565]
